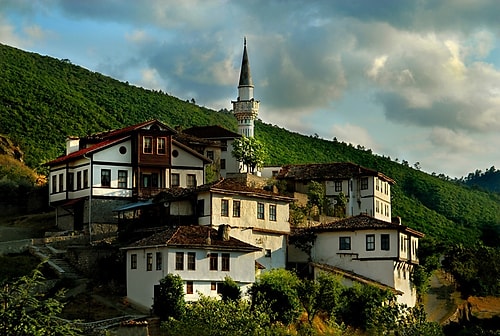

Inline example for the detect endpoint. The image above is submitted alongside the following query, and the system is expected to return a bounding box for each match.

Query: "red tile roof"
[310,214,424,237]
[45,136,128,166]
[199,178,294,202]
[276,162,395,184]
[183,125,241,139]
[125,225,260,252]
[87,119,175,141]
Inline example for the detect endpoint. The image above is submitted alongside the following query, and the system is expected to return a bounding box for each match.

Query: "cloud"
[428,127,479,153]
[331,123,378,151]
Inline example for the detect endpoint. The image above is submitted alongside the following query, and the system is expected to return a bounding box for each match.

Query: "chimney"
[218,224,231,241]
[66,136,80,155]
[392,216,402,225]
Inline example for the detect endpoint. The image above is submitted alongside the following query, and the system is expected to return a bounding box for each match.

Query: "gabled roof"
[310,214,424,237]
[123,225,260,252]
[45,136,128,166]
[198,178,294,202]
[276,162,395,184]
[183,125,241,140]
[86,119,176,142]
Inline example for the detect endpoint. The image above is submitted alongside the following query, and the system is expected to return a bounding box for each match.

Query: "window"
[58,173,64,192]
[339,237,351,250]
[146,253,153,271]
[366,234,375,251]
[257,202,265,219]
[265,249,272,257]
[101,169,111,187]
[76,171,82,190]
[221,199,229,217]
[211,282,217,291]
[188,252,196,270]
[67,172,74,191]
[187,174,196,188]
[143,136,153,154]
[175,252,184,270]
[221,253,230,271]
[171,173,180,187]
[209,253,218,271]
[381,234,390,251]
[361,177,368,190]
[157,137,166,154]
[220,159,226,169]
[118,170,128,188]
[156,252,162,271]
[269,205,277,221]
[335,181,342,192]
[83,169,89,188]
[206,150,214,160]
[186,281,193,294]
[233,200,240,217]
[197,199,205,217]
[52,175,57,193]
[131,254,137,269]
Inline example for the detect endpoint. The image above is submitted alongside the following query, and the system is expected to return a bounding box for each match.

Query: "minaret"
[232,38,259,137]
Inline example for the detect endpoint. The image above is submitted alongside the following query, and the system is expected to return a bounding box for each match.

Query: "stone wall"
[66,245,121,277]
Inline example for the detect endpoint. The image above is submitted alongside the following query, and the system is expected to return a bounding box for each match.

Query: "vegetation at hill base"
[159,269,444,336]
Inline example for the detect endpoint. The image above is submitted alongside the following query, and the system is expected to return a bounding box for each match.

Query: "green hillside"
[1,43,499,245]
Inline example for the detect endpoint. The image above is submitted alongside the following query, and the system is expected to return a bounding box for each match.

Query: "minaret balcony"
[232,100,260,113]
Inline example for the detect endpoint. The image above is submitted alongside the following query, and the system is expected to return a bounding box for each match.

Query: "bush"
[152,274,185,321]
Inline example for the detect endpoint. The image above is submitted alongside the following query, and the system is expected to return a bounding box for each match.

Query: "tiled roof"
[183,125,241,139]
[276,162,395,184]
[45,136,128,166]
[310,214,424,237]
[198,178,294,202]
[125,225,260,252]
[87,119,175,141]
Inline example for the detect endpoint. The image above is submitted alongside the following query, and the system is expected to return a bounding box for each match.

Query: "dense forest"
[1,42,500,246]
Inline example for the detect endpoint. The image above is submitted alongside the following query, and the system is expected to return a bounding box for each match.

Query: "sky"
[1,0,500,178]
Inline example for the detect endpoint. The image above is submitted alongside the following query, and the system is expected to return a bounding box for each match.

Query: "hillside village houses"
[45,39,424,310]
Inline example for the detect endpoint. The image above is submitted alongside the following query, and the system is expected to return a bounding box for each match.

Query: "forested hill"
[1,43,500,246]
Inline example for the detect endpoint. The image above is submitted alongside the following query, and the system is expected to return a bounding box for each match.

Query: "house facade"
[45,120,211,231]
[288,214,424,307]
[122,225,260,311]
[182,125,242,178]
[276,163,394,221]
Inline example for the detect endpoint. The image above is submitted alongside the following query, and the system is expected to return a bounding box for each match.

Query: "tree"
[153,274,185,321]
[249,268,301,325]
[0,267,82,336]
[307,181,325,216]
[231,136,266,173]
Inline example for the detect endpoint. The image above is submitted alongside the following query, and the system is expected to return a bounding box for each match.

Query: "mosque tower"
[232,38,259,137]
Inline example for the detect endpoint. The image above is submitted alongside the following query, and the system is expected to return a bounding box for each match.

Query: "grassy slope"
[1,43,499,245]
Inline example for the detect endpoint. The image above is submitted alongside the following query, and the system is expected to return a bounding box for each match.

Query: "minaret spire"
[232,38,259,138]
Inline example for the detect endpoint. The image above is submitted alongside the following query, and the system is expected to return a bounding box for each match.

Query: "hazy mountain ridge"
[1,43,499,245]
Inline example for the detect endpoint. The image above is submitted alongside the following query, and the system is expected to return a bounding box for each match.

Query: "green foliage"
[442,245,500,297]
[333,191,347,218]
[219,276,241,302]
[307,181,325,216]
[250,268,301,325]
[0,266,82,336]
[153,274,186,321]
[161,295,286,336]
[231,136,266,173]
[2,43,500,246]
[0,253,40,282]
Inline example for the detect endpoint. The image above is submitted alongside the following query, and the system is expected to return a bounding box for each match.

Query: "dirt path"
[423,270,463,323]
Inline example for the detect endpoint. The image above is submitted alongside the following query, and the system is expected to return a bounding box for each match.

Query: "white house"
[122,225,260,311]
[288,214,424,307]
[45,119,211,232]
[147,175,294,271]
[276,162,395,221]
